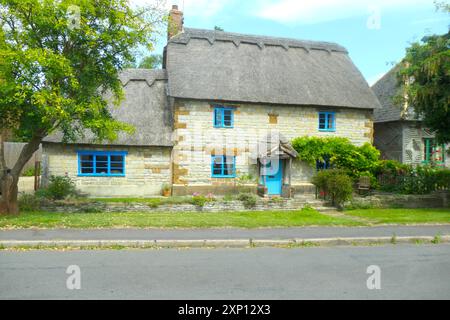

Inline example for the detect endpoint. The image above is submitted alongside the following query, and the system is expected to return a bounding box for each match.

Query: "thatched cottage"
[42,5,381,198]
[372,66,449,166]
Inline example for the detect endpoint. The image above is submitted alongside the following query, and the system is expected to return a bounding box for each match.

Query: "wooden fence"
[3,142,42,172]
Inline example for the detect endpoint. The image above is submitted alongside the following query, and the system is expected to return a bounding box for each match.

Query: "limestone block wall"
[42,143,172,197]
[172,99,374,191]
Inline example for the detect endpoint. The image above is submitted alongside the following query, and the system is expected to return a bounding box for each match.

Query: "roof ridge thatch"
[170,28,348,53]
[119,69,167,87]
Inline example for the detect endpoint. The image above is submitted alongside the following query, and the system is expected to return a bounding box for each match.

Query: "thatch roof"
[44,69,173,147]
[166,28,381,110]
[372,66,416,123]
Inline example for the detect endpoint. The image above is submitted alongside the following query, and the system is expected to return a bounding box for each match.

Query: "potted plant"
[162,184,171,197]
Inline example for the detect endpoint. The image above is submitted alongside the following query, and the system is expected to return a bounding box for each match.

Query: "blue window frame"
[77,151,127,177]
[214,106,234,128]
[318,112,336,132]
[211,155,236,178]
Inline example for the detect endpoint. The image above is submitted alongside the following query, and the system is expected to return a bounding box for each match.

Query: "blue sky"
[134,0,449,85]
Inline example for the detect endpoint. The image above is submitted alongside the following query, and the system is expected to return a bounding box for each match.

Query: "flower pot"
[162,189,171,197]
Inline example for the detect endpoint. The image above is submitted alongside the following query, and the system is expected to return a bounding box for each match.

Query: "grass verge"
[0,208,361,229]
[343,208,450,225]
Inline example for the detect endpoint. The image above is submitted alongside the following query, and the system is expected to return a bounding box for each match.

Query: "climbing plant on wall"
[291,136,380,178]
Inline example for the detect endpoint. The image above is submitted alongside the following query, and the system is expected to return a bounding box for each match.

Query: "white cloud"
[130,0,230,18]
[255,0,432,25]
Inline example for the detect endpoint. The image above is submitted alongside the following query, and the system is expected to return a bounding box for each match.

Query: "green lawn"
[343,208,450,225]
[0,208,361,229]
[1,208,448,229]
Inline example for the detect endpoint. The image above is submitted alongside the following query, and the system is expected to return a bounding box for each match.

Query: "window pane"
[213,157,223,175]
[223,109,233,127]
[81,167,94,174]
[80,154,94,174]
[110,162,124,174]
[424,139,433,161]
[81,155,93,162]
[327,114,334,129]
[319,114,326,129]
[214,109,222,127]
[81,161,93,168]
[111,155,123,163]
[223,157,234,176]
[96,155,108,162]
[95,160,108,174]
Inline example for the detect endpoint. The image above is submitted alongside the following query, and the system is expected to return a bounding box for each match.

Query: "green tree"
[397,4,450,143]
[0,0,162,214]
[139,54,163,69]
[124,54,163,69]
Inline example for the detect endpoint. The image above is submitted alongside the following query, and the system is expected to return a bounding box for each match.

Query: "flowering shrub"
[312,169,353,208]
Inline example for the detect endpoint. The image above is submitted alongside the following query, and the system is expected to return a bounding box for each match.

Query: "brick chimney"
[168,4,184,40]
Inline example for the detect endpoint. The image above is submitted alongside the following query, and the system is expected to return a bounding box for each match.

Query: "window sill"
[211,176,236,179]
[319,129,336,132]
[78,174,126,178]
[421,162,445,166]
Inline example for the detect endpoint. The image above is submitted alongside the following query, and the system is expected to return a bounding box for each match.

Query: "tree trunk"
[0,172,19,215]
[0,133,43,215]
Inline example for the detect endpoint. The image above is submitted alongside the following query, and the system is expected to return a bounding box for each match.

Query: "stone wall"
[172,99,374,194]
[42,143,172,197]
[40,197,324,213]
[348,191,450,209]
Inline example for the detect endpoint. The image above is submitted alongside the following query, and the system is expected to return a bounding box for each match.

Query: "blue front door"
[264,160,283,195]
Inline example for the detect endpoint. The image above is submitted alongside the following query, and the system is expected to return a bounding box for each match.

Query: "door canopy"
[255,132,298,161]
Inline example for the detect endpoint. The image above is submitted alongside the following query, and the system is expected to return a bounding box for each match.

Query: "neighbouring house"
[42,5,381,198]
[372,66,449,167]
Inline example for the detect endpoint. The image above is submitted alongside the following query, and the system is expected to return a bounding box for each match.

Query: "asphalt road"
[1,245,449,300]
